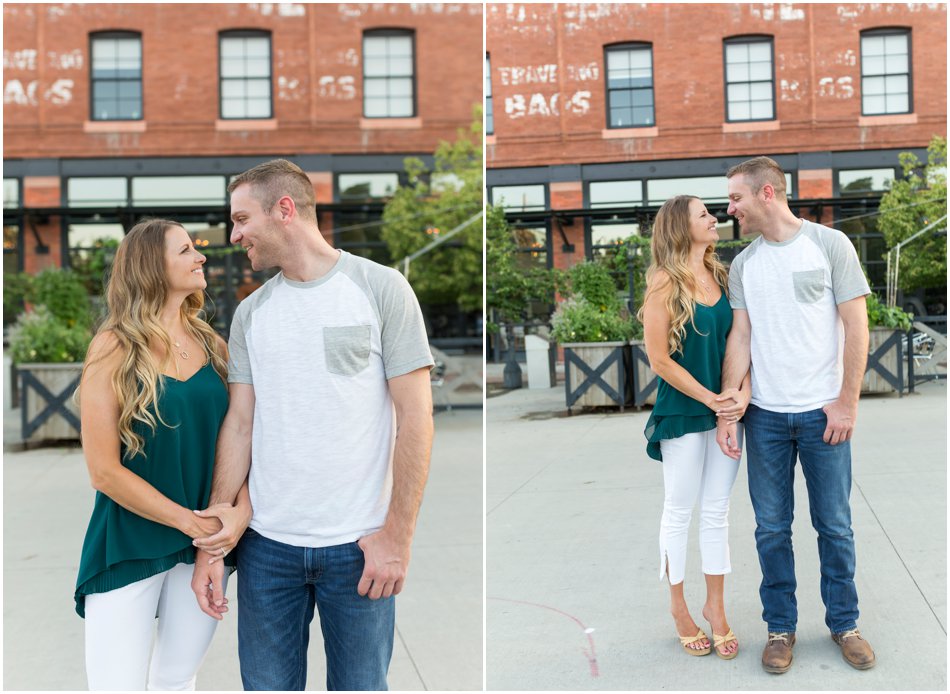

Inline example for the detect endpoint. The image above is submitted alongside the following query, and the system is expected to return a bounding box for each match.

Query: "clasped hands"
[709,387,749,461]
[189,501,252,620]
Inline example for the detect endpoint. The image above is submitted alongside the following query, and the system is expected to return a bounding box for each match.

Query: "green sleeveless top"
[75,360,230,617]
[644,289,732,461]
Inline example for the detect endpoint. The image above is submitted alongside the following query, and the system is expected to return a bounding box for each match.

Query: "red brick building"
[486,2,947,298]
[3,2,482,334]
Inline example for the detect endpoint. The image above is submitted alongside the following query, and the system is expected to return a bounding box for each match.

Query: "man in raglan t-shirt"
[189,159,434,691]
[715,157,875,674]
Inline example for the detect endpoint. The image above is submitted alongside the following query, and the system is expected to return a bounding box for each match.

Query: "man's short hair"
[727,156,787,199]
[228,159,316,222]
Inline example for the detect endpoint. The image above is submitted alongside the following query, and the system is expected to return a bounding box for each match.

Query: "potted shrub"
[863,292,914,395]
[9,268,94,442]
[486,205,563,389]
[552,261,637,411]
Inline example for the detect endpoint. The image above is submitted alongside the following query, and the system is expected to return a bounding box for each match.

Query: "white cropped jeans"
[658,427,741,585]
[84,561,228,691]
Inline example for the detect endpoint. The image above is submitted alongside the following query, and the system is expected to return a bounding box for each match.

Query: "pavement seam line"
[487,418,605,516]
[854,478,947,635]
[395,624,428,690]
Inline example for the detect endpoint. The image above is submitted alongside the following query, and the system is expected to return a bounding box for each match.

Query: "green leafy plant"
[69,237,120,297]
[566,260,618,310]
[600,234,653,316]
[553,259,637,342]
[29,267,94,328]
[381,107,483,312]
[3,272,32,327]
[9,305,92,364]
[877,136,947,291]
[485,204,564,333]
[866,292,913,331]
[550,297,637,343]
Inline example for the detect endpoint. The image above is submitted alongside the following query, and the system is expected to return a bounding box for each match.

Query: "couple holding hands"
[641,156,876,673]
[73,159,434,691]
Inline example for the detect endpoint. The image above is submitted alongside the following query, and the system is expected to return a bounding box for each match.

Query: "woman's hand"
[192,501,252,563]
[184,513,223,540]
[715,387,750,421]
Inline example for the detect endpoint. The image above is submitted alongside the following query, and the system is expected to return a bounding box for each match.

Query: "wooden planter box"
[18,362,83,442]
[629,340,658,407]
[862,327,906,395]
[562,341,632,412]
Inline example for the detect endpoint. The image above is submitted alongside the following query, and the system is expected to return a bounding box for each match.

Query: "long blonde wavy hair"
[637,195,729,356]
[80,219,227,458]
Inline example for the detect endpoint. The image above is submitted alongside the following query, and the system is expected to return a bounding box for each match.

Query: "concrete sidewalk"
[3,408,483,691]
[487,381,947,690]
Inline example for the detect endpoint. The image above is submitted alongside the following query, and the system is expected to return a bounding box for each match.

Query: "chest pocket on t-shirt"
[324,325,371,376]
[792,269,826,304]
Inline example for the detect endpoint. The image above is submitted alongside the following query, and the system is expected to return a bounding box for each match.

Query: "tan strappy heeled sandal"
[712,628,739,660]
[678,629,712,656]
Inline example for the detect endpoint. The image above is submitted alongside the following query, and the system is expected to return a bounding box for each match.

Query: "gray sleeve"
[728,253,747,310]
[227,304,253,384]
[376,270,434,380]
[823,230,871,304]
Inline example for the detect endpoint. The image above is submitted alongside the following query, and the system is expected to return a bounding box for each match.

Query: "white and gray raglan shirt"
[227,250,434,547]
[728,219,870,413]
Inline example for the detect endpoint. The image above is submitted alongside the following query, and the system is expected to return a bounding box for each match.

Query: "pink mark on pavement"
[489,597,600,677]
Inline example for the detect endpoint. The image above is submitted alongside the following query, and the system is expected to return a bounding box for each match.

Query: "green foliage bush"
[381,108,483,312]
[553,259,637,342]
[567,261,618,310]
[550,297,636,343]
[877,136,947,291]
[29,268,94,328]
[9,305,92,364]
[3,272,31,326]
[70,237,120,296]
[866,293,913,332]
[485,204,564,332]
[7,268,94,364]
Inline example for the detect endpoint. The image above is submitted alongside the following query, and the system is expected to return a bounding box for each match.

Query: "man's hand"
[716,418,742,460]
[715,387,750,422]
[191,549,228,620]
[356,529,411,600]
[192,502,251,563]
[822,398,857,445]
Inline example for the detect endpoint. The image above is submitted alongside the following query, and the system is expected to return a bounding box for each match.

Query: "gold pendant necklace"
[173,336,190,360]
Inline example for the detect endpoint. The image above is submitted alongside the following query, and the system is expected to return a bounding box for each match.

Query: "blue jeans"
[236,529,395,691]
[744,404,859,635]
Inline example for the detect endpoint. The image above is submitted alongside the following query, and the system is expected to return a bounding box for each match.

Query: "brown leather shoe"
[762,632,795,673]
[832,629,876,670]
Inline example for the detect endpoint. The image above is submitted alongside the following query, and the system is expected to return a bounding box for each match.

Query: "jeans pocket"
[324,325,371,376]
[792,269,825,303]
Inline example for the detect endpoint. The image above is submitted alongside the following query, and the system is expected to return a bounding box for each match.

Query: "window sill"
[601,126,658,139]
[858,113,917,126]
[215,119,278,131]
[83,120,146,133]
[722,120,780,133]
[486,134,496,145]
[360,117,422,130]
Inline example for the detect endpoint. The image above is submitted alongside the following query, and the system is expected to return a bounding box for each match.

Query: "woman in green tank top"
[637,196,751,661]
[74,219,251,690]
